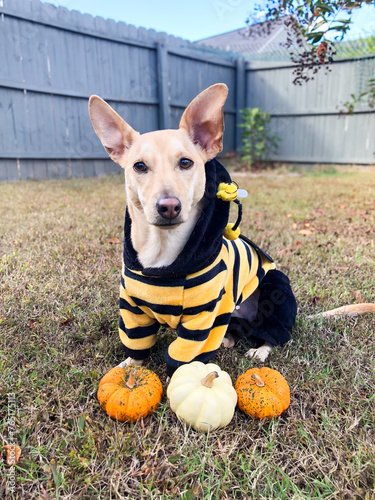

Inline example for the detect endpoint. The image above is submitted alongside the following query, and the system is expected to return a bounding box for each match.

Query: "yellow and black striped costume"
[120,239,275,376]
[119,159,277,376]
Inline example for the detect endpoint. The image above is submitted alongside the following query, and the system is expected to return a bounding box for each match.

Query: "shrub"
[238,108,281,169]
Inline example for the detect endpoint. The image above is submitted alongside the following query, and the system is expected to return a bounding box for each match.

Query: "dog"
[89,84,297,377]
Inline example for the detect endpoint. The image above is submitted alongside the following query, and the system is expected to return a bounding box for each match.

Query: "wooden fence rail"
[0,0,374,181]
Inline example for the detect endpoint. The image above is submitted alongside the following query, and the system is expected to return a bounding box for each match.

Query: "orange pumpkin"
[235,367,290,419]
[97,365,162,422]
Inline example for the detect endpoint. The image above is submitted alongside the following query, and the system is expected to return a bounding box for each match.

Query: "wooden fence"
[246,57,375,165]
[0,0,242,181]
[0,0,374,181]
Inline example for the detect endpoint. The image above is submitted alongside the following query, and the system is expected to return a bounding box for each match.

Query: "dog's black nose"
[156,197,182,220]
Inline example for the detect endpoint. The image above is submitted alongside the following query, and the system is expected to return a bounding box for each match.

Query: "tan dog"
[89,84,294,372]
[89,88,374,373]
[89,85,226,270]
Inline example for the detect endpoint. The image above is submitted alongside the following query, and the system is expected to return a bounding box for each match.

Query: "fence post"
[235,57,246,153]
[156,42,170,130]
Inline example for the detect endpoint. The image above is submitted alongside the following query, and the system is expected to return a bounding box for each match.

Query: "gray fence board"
[0,0,374,182]
[246,56,375,164]
[0,160,19,181]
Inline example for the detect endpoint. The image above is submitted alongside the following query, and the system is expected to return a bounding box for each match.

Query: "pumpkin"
[167,361,238,432]
[235,367,290,419]
[97,365,162,422]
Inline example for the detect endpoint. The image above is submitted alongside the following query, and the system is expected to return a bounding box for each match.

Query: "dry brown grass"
[1,168,374,499]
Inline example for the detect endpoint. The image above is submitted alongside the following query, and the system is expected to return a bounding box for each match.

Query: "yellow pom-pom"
[224,223,240,240]
[217,182,238,202]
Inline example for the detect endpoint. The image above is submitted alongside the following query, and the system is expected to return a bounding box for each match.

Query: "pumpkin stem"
[201,371,219,388]
[126,369,137,389]
[251,373,265,387]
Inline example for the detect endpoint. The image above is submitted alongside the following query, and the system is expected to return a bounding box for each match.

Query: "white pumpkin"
[167,361,238,432]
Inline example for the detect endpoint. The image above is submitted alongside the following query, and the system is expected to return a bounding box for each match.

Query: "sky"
[41,0,375,42]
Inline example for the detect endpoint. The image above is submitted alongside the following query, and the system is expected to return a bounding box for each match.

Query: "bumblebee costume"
[119,159,297,376]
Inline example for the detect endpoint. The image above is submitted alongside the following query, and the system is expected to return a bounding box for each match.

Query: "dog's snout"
[156,197,182,220]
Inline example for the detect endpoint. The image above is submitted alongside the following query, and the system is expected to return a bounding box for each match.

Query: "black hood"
[123,158,232,277]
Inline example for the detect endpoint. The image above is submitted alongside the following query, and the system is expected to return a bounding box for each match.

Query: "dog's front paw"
[117,357,145,368]
[245,343,273,362]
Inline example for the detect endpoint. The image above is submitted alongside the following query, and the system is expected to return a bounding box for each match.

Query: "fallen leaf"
[169,454,182,464]
[352,290,364,303]
[292,223,298,230]
[333,266,349,271]
[315,209,326,216]
[217,438,224,452]
[359,237,371,246]
[3,444,22,465]
[340,204,346,209]
[302,223,310,228]
[298,229,313,236]
[39,485,52,500]
[294,241,303,247]
[61,318,74,325]
[277,247,292,256]
[107,238,121,244]
[311,296,322,306]
[286,213,293,218]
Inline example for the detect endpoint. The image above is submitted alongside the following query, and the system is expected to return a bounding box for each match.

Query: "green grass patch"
[1,171,374,498]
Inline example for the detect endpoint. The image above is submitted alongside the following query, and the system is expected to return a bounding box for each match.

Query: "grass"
[0,168,374,499]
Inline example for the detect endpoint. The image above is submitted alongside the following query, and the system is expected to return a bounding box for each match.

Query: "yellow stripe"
[119,327,158,350]
[124,275,184,306]
[183,268,226,308]
[120,308,156,329]
[152,313,180,329]
[119,283,137,308]
[168,324,228,362]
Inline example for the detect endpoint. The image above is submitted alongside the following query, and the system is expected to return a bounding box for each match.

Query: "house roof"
[195,19,297,61]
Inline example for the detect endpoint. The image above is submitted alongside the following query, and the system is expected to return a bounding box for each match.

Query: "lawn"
[0,168,374,499]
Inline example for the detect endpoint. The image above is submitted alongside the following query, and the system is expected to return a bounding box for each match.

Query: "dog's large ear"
[179,84,228,160]
[88,96,139,164]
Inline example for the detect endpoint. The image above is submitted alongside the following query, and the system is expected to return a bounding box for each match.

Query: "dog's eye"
[179,158,193,169]
[133,162,148,173]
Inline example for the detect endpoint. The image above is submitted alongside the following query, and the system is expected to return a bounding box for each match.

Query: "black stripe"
[240,236,265,284]
[185,259,227,289]
[241,237,253,270]
[256,256,266,283]
[231,240,240,304]
[176,313,232,341]
[177,324,211,341]
[165,348,220,377]
[119,316,160,338]
[119,297,144,315]
[213,312,232,328]
[131,296,183,317]
[183,287,225,315]
[122,344,152,361]
[121,274,125,289]
[125,267,185,288]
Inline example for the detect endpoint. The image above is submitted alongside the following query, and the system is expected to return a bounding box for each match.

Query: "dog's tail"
[308,303,375,319]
